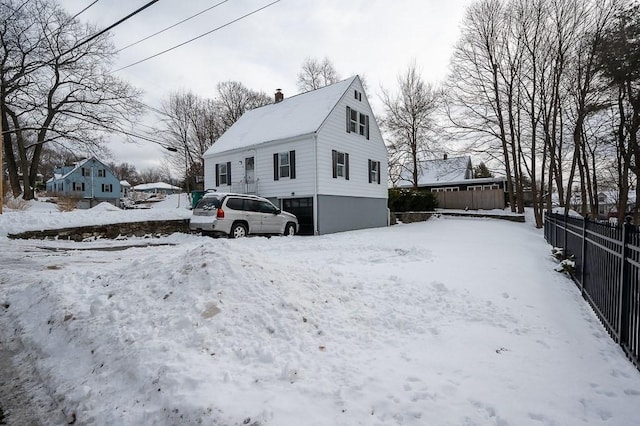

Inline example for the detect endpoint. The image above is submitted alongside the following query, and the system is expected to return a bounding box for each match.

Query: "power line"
[118,0,232,52]
[61,0,161,57]
[113,0,281,73]
[69,0,100,21]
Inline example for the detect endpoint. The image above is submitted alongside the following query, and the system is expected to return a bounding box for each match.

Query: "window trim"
[346,106,369,139]
[332,150,349,180]
[432,187,460,192]
[215,161,232,186]
[368,159,381,184]
[273,150,296,180]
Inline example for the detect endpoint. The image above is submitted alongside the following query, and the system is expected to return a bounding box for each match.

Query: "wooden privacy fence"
[544,212,640,371]
[434,188,504,210]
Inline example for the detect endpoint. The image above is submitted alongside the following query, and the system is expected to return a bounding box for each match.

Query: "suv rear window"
[196,196,223,210]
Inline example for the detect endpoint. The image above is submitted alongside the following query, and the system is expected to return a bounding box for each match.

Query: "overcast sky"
[60,0,474,173]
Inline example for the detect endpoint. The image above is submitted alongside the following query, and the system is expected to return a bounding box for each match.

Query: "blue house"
[46,157,121,209]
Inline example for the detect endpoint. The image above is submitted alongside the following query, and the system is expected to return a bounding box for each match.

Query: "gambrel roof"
[203,76,359,156]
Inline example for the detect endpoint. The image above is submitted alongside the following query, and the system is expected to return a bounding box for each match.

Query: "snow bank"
[0,194,192,237]
[1,214,639,425]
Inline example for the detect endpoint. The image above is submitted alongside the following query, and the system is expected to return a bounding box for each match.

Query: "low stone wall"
[392,210,525,224]
[392,212,434,224]
[8,219,190,241]
[437,211,525,222]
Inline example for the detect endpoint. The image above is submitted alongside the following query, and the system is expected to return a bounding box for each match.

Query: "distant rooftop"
[399,156,473,186]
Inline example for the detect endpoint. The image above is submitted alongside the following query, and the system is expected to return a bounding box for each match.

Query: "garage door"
[282,197,314,235]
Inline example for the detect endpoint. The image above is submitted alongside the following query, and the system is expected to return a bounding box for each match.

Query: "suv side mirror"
[274,209,281,215]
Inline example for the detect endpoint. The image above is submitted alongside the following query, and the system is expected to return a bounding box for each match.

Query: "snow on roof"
[120,180,131,187]
[399,156,472,186]
[133,182,181,191]
[204,76,358,156]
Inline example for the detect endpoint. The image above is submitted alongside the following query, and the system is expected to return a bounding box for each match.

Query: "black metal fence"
[544,212,640,371]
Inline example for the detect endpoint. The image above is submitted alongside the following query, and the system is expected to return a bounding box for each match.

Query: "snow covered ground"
[1,196,639,425]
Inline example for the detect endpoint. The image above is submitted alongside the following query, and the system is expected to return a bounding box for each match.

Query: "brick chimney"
[275,89,284,103]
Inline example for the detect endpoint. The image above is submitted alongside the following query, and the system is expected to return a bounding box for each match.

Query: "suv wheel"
[284,222,296,236]
[230,222,247,239]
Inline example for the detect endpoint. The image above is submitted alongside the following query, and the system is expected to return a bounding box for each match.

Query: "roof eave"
[203,131,317,158]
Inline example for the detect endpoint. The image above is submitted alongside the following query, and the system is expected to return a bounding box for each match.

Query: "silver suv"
[189,192,298,238]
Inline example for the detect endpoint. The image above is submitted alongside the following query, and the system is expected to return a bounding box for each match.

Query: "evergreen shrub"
[388,188,438,212]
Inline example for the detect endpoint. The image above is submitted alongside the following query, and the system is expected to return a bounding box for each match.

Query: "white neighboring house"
[132,182,182,195]
[202,76,388,235]
[120,180,131,199]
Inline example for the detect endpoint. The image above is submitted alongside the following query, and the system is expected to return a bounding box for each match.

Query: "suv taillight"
[216,208,224,218]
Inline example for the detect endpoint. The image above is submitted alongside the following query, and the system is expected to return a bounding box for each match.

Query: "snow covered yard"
[1,200,640,425]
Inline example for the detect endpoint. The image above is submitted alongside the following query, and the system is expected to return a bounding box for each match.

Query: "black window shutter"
[365,115,370,140]
[368,160,372,183]
[332,150,337,178]
[215,164,220,186]
[289,150,296,179]
[345,153,350,180]
[377,161,381,184]
[346,107,351,133]
[273,153,279,181]
[226,161,232,185]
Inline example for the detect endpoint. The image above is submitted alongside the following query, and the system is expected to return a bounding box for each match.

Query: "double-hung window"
[332,150,349,180]
[279,152,290,178]
[215,162,232,186]
[346,106,369,139]
[368,159,381,184]
[350,109,358,133]
[273,151,296,180]
[97,169,106,177]
[101,183,113,192]
[73,182,85,192]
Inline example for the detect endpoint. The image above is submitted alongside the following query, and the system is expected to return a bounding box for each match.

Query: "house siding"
[316,79,387,199]
[46,158,121,207]
[204,135,316,199]
[201,76,389,236]
[317,195,387,234]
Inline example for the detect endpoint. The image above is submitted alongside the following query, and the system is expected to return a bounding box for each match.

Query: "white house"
[132,182,182,195]
[202,76,388,235]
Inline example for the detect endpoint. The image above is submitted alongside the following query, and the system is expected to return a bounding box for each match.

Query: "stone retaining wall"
[8,219,190,241]
[391,211,525,224]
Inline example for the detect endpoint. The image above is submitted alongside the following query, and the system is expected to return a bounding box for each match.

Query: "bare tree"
[296,57,341,92]
[108,162,140,185]
[157,83,270,191]
[1,0,141,200]
[446,0,521,211]
[559,0,617,218]
[381,62,441,187]
[216,81,271,129]
[138,166,172,184]
[597,0,640,222]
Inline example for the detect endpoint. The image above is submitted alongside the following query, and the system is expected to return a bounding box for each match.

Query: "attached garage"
[282,197,314,235]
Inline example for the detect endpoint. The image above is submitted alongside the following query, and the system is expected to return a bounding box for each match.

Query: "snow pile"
[0,194,192,237]
[1,214,639,425]
[90,202,122,212]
